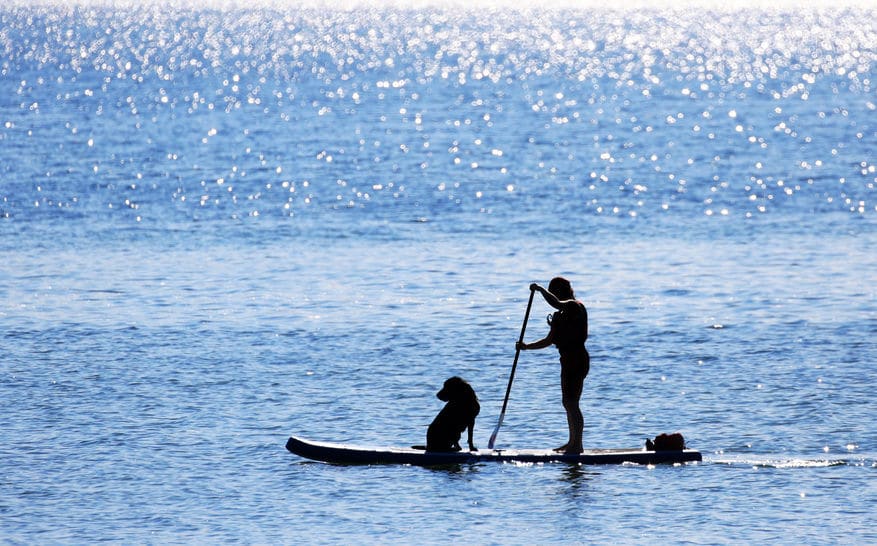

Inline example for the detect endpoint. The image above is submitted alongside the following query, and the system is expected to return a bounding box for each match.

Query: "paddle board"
[286,435,702,466]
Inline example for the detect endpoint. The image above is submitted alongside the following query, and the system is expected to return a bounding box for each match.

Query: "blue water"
[2,3,876,543]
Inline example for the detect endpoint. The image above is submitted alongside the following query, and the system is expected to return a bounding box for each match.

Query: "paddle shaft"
[488,287,536,449]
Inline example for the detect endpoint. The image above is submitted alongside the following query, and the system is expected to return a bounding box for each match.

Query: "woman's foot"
[553,443,569,453]
[563,445,584,455]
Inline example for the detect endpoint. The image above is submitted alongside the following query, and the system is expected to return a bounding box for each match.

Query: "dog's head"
[437,376,476,402]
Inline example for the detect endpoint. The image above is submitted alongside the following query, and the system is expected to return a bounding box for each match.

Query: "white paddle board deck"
[286,436,702,466]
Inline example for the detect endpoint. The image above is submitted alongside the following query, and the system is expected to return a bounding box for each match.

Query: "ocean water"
[1,3,876,543]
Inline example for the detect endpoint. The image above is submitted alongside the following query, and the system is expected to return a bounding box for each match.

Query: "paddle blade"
[487,415,504,449]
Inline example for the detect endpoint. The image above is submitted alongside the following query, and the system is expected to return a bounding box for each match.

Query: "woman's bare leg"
[561,374,584,454]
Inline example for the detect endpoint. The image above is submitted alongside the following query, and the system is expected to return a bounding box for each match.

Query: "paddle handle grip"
[488,286,536,449]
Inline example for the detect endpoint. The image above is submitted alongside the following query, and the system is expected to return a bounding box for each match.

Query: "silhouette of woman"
[516,277,589,454]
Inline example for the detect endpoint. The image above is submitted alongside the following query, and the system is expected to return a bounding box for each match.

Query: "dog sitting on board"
[424,376,480,452]
[645,432,686,451]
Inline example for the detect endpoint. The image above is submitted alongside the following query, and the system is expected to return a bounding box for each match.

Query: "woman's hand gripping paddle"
[488,286,536,450]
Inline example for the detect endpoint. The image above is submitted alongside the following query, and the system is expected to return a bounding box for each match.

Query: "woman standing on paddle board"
[516,277,589,454]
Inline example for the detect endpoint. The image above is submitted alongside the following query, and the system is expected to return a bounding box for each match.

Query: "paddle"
[488,285,536,450]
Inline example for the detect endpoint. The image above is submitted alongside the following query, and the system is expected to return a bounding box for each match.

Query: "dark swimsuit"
[560,350,589,384]
[551,302,590,382]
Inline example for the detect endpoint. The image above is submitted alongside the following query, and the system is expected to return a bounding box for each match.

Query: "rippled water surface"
[1,3,875,543]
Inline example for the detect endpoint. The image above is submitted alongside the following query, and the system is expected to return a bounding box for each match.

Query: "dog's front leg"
[467,420,477,451]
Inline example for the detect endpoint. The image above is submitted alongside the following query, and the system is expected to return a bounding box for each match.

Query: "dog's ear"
[450,376,468,397]
[463,381,477,401]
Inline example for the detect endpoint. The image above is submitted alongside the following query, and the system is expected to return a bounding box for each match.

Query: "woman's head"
[548,276,574,300]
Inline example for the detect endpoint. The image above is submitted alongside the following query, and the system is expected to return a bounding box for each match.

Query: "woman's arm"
[531,283,578,312]
[516,331,553,351]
